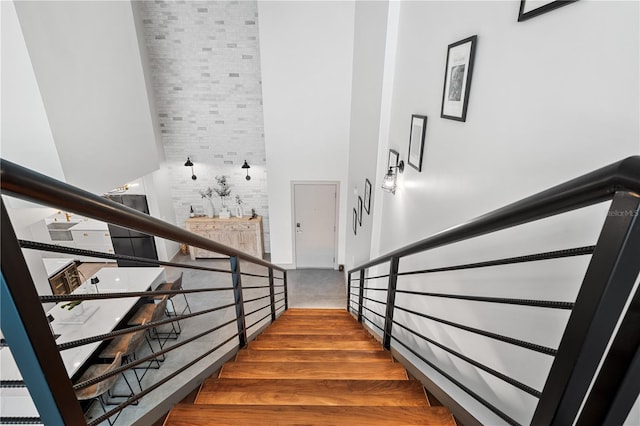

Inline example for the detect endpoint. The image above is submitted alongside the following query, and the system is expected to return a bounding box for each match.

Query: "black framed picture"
[363,179,372,214]
[441,35,477,122]
[518,0,577,22]
[358,196,363,226]
[408,115,427,172]
[352,208,358,235]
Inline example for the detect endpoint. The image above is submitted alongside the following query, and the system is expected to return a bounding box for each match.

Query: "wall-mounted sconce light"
[242,160,251,181]
[185,157,197,180]
[381,160,404,195]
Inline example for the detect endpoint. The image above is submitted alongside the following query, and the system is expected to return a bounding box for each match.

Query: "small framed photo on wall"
[441,35,477,122]
[408,115,427,172]
[388,149,400,169]
[358,196,363,226]
[518,0,577,22]
[363,179,372,214]
[352,208,358,235]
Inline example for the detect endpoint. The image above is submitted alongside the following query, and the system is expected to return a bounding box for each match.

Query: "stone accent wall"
[137,0,270,251]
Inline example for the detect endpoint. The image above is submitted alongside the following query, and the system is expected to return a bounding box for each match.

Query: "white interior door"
[293,183,337,269]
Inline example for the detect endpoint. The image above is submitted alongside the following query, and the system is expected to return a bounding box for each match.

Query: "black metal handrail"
[348,156,640,426]
[0,158,288,425]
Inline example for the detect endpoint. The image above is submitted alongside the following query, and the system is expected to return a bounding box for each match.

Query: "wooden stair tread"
[235,349,392,363]
[262,327,367,335]
[196,379,428,406]
[257,333,375,342]
[163,404,455,425]
[248,338,381,351]
[282,308,349,315]
[219,362,408,380]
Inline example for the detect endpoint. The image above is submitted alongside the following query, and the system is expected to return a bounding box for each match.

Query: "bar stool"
[75,352,131,426]
[154,272,191,327]
[99,319,157,393]
[128,296,178,358]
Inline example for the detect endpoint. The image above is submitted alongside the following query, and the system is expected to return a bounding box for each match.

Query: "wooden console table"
[185,216,264,260]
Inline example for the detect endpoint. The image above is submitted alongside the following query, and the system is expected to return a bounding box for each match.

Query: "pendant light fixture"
[242,160,251,181]
[185,157,197,180]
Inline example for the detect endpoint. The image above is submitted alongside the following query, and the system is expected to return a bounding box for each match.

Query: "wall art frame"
[408,115,427,172]
[358,196,363,226]
[363,179,372,214]
[388,149,400,169]
[441,35,477,122]
[518,0,577,22]
[352,208,358,235]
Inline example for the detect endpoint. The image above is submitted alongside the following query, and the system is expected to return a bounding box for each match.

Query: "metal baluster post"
[268,267,276,322]
[533,191,640,425]
[383,257,400,350]
[347,272,352,311]
[283,270,289,311]
[230,256,247,347]
[357,269,365,323]
[0,201,85,425]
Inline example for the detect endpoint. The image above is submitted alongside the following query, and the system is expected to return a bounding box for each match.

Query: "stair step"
[235,349,393,363]
[281,308,350,316]
[262,326,369,336]
[163,405,455,425]
[248,334,381,351]
[195,379,429,406]
[219,362,408,380]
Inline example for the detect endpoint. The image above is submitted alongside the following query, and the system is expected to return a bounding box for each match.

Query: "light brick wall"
[138,0,270,252]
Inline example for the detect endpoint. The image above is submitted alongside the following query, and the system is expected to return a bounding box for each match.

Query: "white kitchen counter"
[42,258,75,277]
[69,220,109,231]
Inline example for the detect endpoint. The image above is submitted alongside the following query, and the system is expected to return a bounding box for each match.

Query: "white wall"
[258,1,355,267]
[364,1,639,424]
[0,1,65,194]
[14,1,160,195]
[345,1,389,269]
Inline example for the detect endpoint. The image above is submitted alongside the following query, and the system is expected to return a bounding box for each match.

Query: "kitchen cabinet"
[185,217,264,260]
[47,261,81,295]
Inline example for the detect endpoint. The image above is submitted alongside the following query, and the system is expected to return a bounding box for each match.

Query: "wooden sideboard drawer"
[185,217,264,260]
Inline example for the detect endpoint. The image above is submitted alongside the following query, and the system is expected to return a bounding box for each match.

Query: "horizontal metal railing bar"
[394,305,557,356]
[58,302,237,351]
[363,274,391,281]
[395,290,574,310]
[362,286,389,291]
[87,332,240,426]
[350,156,640,273]
[361,303,386,320]
[246,311,274,331]
[39,287,233,304]
[1,159,285,272]
[243,285,273,290]
[391,335,521,426]
[0,380,26,388]
[275,302,285,311]
[393,320,542,398]
[397,246,595,277]
[244,303,271,318]
[361,295,387,305]
[0,417,42,424]
[361,314,385,333]
[20,239,233,275]
[74,318,239,391]
[243,294,274,305]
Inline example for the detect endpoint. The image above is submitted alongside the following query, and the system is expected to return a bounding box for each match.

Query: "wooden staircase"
[163,308,456,425]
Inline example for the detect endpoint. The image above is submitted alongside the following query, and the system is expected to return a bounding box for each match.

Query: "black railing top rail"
[351,156,640,272]
[0,158,285,272]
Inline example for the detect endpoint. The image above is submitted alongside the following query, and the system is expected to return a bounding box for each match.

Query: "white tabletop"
[0,267,166,421]
[42,258,75,277]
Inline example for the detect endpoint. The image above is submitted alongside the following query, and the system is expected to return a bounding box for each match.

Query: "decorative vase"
[236,204,244,218]
[204,199,214,218]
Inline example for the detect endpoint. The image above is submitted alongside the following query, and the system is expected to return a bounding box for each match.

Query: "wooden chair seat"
[74,352,122,401]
